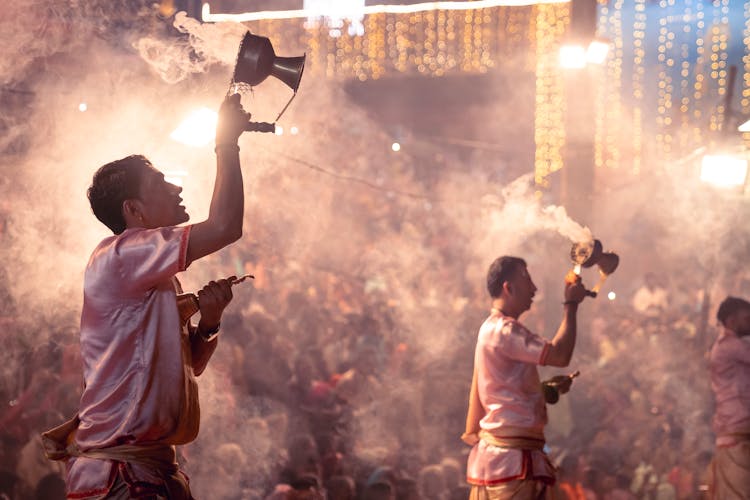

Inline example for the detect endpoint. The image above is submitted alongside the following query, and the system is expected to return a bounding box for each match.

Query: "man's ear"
[122,199,143,224]
[723,313,737,332]
[503,281,513,296]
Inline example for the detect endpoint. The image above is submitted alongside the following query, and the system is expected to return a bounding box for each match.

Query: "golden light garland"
[532,2,568,186]
[631,0,646,174]
[242,7,534,81]
[595,0,623,171]
[693,1,706,145]
[233,2,750,182]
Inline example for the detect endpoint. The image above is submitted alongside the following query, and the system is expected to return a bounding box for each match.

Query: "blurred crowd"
[1,225,745,500]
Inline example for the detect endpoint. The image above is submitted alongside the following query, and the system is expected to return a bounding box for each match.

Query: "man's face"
[729,307,750,337]
[135,166,189,228]
[507,264,537,315]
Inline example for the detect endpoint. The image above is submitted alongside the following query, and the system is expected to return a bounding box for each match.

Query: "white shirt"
[67,226,197,497]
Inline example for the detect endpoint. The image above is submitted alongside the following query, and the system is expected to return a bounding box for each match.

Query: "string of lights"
[200,2,749,182]
[533,3,568,186]
[631,0,645,174]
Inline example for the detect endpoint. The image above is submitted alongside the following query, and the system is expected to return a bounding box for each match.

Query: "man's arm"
[186,94,249,267]
[189,277,234,375]
[544,276,587,367]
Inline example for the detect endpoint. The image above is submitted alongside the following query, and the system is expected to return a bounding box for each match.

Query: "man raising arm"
[43,94,251,500]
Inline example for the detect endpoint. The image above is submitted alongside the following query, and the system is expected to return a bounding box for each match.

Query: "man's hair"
[716,296,750,326]
[87,155,152,234]
[486,256,526,298]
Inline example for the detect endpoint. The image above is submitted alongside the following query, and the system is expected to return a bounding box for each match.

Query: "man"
[708,296,750,499]
[462,256,587,499]
[42,94,250,498]
[631,272,668,318]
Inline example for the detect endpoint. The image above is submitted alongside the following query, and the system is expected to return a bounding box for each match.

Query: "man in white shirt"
[463,256,587,499]
[43,94,251,499]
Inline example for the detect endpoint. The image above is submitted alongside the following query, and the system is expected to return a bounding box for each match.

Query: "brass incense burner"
[569,239,619,297]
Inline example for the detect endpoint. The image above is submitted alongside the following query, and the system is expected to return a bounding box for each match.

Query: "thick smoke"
[1,3,748,498]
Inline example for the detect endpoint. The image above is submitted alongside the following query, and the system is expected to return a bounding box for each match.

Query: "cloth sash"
[477,429,546,450]
[41,414,177,472]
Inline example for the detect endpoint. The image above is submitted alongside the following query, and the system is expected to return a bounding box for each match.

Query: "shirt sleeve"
[110,226,191,293]
[491,319,548,365]
[728,335,750,365]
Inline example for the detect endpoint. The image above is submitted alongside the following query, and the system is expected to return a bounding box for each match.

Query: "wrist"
[563,300,580,306]
[197,322,220,342]
[214,142,239,154]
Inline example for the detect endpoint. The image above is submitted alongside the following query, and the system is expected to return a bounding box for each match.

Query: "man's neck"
[491,299,518,319]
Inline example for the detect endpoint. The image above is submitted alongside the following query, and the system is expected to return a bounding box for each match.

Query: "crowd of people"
[0,215,741,499]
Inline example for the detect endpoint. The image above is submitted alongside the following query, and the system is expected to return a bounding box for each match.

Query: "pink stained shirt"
[709,328,750,447]
[66,225,196,498]
[466,311,555,486]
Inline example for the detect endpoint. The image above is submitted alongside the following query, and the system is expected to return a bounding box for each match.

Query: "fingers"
[199,279,234,303]
[217,95,250,143]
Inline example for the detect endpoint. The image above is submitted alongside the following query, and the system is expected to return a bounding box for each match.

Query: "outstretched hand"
[197,276,236,328]
[216,94,250,145]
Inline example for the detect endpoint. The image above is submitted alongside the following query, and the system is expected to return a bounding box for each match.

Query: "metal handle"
[245,121,275,133]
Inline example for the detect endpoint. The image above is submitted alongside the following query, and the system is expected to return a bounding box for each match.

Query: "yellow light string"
[598,0,623,170]
[425,9,438,73]
[593,2,606,170]
[481,9,494,71]
[676,0,692,154]
[692,1,706,142]
[708,1,723,134]
[473,8,485,72]
[533,2,567,186]
[436,9,447,77]
[459,9,471,72]
[364,12,383,80]
[667,1,677,157]
[717,0,730,133]
[232,3,750,176]
[655,1,668,157]
[631,0,646,174]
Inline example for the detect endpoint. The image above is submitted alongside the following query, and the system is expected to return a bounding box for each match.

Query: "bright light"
[607,291,616,301]
[586,40,609,64]
[290,126,299,135]
[78,102,88,112]
[699,154,748,188]
[170,108,218,147]
[275,125,284,136]
[559,44,587,69]
[391,142,401,152]
[739,119,750,133]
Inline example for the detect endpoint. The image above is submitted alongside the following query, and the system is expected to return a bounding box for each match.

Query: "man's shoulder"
[480,315,530,340]
[711,331,750,360]
[90,226,187,258]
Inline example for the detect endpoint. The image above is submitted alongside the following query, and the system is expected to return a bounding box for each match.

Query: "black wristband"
[199,323,220,342]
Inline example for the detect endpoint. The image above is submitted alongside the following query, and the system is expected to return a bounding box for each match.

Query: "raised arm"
[543,275,587,367]
[186,94,249,266]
